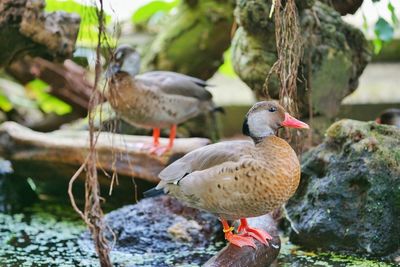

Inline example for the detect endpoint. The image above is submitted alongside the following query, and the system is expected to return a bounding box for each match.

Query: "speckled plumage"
[157,136,300,220]
[107,71,215,129]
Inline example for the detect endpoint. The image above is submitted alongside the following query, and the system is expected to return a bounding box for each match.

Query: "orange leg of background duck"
[147,125,176,156]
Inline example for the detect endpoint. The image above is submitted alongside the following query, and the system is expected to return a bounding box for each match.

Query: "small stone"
[167,219,202,242]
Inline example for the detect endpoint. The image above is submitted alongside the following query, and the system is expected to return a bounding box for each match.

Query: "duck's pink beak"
[281,113,310,129]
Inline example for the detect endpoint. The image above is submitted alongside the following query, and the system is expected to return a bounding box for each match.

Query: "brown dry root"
[68,0,112,266]
[264,0,303,116]
[263,0,305,152]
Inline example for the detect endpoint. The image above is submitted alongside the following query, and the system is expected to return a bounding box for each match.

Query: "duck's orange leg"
[153,128,160,146]
[138,128,161,154]
[148,125,176,156]
[237,218,273,245]
[167,124,176,149]
[220,219,256,248]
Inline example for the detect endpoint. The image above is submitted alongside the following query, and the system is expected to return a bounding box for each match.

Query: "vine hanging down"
[68,0,112,266]
[264,0,303,116]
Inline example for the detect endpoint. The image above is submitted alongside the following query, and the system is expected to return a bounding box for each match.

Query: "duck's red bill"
[281,113,310,129]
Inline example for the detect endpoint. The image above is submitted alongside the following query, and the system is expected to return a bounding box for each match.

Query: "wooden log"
[30,57,98,116]
[0,122,210,183]
[204,214,280,267]
[6,57,99,132]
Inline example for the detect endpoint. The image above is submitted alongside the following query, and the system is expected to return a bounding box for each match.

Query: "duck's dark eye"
[268,107,277,112]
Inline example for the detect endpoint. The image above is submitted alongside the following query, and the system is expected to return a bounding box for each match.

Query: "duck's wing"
[137,71,212,101]
[157,140,253,187]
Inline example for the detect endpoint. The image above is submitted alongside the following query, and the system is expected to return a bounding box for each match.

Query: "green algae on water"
[278,238,397,267]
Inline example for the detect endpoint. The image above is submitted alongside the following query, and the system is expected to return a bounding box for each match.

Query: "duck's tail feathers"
[143,187,165,198]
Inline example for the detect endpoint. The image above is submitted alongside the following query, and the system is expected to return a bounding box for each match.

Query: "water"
[0,160,396,266]
[0,201,97,266]
[0,201,395,267]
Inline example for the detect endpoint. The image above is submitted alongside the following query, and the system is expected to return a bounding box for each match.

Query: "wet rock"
[101,196,222,266]
[285,119,400,257]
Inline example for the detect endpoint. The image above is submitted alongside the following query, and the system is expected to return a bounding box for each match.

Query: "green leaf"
[374,17,394,42]
[45,0,113,47]
[45,0,111,25]
[218,48,237,77]
[27,79,49,92]
[76,24,117,48]
[0,78,38,109]
[132,0,179,24]
[26,79,72,115]
[373,38,383,54]
[0,93,13,112]
[388,2,399,25]
[362,12,368,32]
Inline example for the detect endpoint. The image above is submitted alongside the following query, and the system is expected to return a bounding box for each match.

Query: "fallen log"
[0,122,210,183]
[30,58,97,116]
[204,214,280,267]
[6,57,100,132]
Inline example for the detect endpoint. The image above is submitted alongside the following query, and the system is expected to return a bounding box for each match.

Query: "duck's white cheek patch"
[248,110,269,136]
[115,51,123,60]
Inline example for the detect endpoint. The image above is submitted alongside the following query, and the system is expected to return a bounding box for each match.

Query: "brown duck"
[151,101,309,248]
[106,45,218,155]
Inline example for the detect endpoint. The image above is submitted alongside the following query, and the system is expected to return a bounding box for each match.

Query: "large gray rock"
[100,196,222,266]
[285,120,400,257]
[80,196,281,267]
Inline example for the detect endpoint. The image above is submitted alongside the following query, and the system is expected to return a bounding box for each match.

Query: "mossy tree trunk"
[141,0,235,80]
[0,0,80,68]
[232,0,371,119]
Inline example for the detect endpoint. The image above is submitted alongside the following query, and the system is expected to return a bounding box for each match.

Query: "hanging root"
[263,0,303,116]
[68,0,112,266]
[263,0,304,150]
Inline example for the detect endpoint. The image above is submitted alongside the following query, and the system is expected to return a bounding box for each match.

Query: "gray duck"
[106,45,218,155]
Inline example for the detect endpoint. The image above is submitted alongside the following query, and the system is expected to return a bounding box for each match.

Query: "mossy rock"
[141,0,234,80]
[232,1,371,118]
[285,119,400,258]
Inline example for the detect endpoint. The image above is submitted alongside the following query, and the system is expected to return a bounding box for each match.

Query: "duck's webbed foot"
[221,219,256,248]
[237,218,273,245]
[136,127,173,156]
[148,145,171,156]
